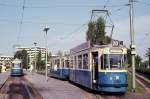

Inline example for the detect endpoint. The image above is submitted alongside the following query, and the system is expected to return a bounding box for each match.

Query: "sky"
[0,0,150,60]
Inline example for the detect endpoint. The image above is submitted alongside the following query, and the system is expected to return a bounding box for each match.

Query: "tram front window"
[13,64,20,68]
[110,54,123,69]
[102,54,125,70]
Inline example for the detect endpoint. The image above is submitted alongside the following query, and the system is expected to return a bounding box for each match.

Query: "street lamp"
[34,42,37,72]
[43,26,49,81]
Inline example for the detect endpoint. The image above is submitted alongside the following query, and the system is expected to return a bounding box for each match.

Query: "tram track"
[128,69,150,94]
[135,72,150,94]
[0,76,43,99]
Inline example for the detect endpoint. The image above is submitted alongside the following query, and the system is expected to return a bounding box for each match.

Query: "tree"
[86,17,111,45]
[14,51,22,59]
[14,49,28,69]
[36,50,42,70]
[146,48,150,66]
[36,50,46,71]
[127,48,142,68]
[48,52,52,61]
[135,55,142,67]
[22,50,28,69]
[86,21,96,44]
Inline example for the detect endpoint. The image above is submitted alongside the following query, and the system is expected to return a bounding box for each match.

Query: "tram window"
[78,55,82,69]
[101,54,110,70]
[123,55,128,68]
[83,54,88,69]
[62,59,64,68]
[65,60,69,68]
[56,59,60,69]
[110,54,122,69]
[101,54,124,70]
[13,64,20,68]
[75,56,77,68]
[69,58,73,68]
[101,55,104,69]
[104,54,110,69]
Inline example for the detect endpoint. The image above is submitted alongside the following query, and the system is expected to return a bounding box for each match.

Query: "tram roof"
[70,41,126,54]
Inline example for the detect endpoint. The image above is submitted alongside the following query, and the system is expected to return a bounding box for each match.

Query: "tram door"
[92,52,99,88]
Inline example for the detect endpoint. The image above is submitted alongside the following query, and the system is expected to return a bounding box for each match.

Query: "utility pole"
[43,26,49,81]
[129,0,136,92]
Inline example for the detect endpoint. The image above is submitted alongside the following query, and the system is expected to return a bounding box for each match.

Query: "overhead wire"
[0,2,130,8]
[104,0,109,9]
[59,23,88,40]
[135,0,150,6]
[17,0,26,45]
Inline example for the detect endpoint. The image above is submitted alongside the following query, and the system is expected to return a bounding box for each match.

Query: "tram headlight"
[116,75,120,80]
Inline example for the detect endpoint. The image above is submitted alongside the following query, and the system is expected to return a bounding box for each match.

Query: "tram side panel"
[98,71,128,93]
[75,69,92,88]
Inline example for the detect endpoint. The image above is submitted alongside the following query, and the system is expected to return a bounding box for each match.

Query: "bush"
[136,67,150,76]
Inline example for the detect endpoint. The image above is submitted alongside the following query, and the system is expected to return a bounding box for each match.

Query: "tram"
[50,54,70,79]
[11,58,23,76]
[69,41,128,93]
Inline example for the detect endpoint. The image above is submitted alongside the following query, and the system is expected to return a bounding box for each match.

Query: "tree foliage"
[86,17,111,45]
[135,55,142,67]
[146,48,150,66]
[14,49,28,69]
[127,49,142,67]
[36,51,45,70]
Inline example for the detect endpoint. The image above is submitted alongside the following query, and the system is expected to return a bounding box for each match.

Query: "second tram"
[50,55,70,79]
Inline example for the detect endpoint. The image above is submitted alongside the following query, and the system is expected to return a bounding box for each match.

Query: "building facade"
[0,56,13,69]
[17,47,47,68]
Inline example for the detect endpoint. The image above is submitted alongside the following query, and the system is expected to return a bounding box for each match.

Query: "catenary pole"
[129,0,136,92]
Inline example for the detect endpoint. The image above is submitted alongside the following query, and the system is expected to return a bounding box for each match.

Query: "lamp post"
[34,42,37,72]
[43,26,49,81]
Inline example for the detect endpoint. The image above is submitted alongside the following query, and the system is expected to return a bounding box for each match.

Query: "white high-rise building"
[16,47,47,68]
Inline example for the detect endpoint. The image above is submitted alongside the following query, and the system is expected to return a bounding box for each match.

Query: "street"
[0,72,149,99]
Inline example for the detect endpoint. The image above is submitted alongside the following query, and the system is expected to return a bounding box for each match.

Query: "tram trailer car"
[50,55,70,79]
[11,58,23,76]
[69,41,128,93]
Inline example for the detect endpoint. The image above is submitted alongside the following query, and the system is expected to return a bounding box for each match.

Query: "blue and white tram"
[50,55,70,79]
[69,41,128,93]
[11,58,23,76]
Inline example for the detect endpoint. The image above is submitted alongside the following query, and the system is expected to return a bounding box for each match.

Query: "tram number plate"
[114,80,121,83]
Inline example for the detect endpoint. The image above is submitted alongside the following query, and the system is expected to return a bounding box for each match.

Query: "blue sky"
[0,0,150,59]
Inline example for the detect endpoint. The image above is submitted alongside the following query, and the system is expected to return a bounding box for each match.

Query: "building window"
[83,54,88,69]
